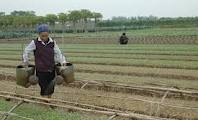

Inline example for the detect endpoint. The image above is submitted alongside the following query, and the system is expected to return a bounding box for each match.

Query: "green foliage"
[97,16,198,28]
[45,14,58,26]
[1,10,198,34]
[10,11,35,16]
[58,13,68,25]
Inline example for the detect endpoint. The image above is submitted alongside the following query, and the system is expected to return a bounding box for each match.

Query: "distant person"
[23,24,67,99]
[119,33,128,45]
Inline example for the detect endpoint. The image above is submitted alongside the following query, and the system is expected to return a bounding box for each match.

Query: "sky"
[0,0,198,19]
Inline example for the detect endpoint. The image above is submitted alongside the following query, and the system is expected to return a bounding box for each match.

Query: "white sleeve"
[54,41,67,64]
[23,40,36,63]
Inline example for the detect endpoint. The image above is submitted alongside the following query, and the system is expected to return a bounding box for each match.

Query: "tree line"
[0,10,198,33]
[98,16,198,28]
[0,10,103,33]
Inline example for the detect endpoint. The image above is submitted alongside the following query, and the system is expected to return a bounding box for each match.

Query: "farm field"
[0,42,198,120]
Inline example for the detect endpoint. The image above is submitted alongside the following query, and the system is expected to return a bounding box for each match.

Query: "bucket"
[16,65,35,87]
[56,63,75,84]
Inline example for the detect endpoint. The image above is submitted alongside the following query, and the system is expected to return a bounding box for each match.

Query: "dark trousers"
[36,70,55,96]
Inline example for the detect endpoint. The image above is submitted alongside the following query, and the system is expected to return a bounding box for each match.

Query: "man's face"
[39,32,49,41]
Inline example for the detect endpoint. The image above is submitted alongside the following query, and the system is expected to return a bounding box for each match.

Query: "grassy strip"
[0,52,198,62]
[68,57,198,70]
[0,99,106,120]
[1,49,198,56]
[0,44,198,51]
[0,56,198,70]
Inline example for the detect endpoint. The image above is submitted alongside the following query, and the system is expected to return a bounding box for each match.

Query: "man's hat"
[37,24,49,33]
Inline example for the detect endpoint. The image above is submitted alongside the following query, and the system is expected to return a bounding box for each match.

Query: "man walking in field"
[23,24,67,98]
[119,33,129,45]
